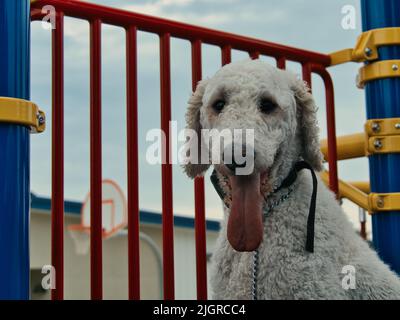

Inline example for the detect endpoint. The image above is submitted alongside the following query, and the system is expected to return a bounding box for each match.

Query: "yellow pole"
[349,181,370,194]
[320,133,365,161]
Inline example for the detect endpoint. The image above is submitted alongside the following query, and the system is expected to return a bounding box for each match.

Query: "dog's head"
[183,59,323,252]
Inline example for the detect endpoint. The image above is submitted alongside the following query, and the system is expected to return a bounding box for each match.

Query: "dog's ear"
[292,79,323,171]
[183,79,211,179]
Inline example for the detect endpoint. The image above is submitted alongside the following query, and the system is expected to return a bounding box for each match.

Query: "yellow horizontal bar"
[320,133,365,161]
[320,171,369,210]
[329,49,355,66]
[0,97,45,133]
[369,193,400,212]
[358,60,400,88]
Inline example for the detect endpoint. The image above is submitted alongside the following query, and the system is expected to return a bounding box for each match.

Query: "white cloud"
[169,12,232,25]
[123,3,163,16]
[161,0,193,5]
[121,1,290,31]
[122,0,194,17]
[122,3,232,26]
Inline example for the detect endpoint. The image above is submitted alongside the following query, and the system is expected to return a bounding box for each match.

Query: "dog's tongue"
[227,174,264,252]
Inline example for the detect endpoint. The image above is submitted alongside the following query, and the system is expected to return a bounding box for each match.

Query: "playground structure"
[0,0,399,300]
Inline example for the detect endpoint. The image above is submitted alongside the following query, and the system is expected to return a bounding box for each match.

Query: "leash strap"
[294,161,317,253]
[210,160,318,253]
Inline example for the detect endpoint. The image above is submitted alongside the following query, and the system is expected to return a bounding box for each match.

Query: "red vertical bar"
[249,51,260,59]
[160,33,175,300]
[323,71,339,195]
[302,62,312,89]
[276,57,286,69]
[360,221,367,240]
[51,11,64,301]
[221,45,231,65]
[311,65,339,196]
[90,19,103,300]
[191,40,207,300]
[126,25,140,300]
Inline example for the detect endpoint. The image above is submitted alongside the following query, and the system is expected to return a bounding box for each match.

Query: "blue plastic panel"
[0,0,31,299]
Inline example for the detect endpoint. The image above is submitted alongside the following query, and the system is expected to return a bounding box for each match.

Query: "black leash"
[294,161,317,253]
[210,160,318,253]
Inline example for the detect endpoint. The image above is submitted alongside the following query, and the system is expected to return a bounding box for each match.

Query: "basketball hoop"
[68,179,128,255]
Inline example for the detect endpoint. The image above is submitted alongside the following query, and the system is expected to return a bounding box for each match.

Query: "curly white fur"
[184,59,400,300]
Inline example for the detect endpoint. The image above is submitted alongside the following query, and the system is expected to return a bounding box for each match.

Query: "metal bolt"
[395,123,400,129]
[364,47,372,57]
[371,122,381,132]
[376,197,385,209]
[374,139,383,149]
[392,64,399,71]
[37,114,45,125]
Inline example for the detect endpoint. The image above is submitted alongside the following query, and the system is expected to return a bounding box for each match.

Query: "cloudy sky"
[30,0,368,222]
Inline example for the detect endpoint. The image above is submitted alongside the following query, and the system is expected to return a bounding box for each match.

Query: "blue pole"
[0,0,31,299]
[361,0,400,273]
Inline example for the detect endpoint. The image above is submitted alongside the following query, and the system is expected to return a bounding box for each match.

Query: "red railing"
[50,10,64,301]
[31,0,338,300]
[126,25,140,301]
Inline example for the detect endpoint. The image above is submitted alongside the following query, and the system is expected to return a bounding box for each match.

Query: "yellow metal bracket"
[357,60,400,88]
[330,27,400,66]
[0,97,45,133]
[366,118,400,136]
[367,135,400,154]
[368,193,400,212]
[365,118,400,154]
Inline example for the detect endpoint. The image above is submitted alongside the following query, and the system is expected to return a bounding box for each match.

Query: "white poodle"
[183,59,400,299]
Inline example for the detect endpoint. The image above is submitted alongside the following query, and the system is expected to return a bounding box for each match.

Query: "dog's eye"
[259,98,277,114]
[212,99,226,113]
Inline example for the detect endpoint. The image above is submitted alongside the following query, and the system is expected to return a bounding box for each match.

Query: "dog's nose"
[226,158,247,172]
[223,144,254,173]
